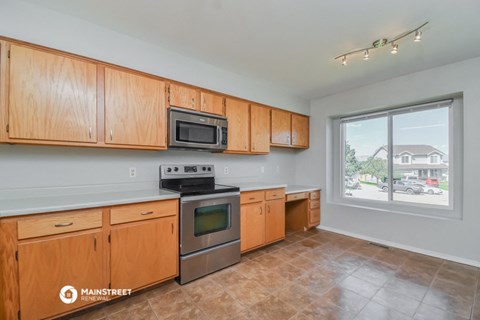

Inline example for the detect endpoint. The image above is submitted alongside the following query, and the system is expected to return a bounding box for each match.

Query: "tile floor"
[68,229,480,320]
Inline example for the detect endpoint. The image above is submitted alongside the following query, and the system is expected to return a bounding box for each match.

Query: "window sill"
[327,198,462,221]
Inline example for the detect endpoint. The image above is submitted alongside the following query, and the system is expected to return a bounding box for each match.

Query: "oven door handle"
[181,192,240,202]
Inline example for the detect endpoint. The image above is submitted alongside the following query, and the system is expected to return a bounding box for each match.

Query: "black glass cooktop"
[160,178,239,197]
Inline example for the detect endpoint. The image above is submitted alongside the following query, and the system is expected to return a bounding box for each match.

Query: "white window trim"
[329,96,463,220]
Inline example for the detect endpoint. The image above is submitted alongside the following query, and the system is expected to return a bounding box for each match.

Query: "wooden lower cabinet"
[0,199,179,320]
[285,190,321,231]
[18,230,104,320]
[240,202,265,252]
[265,198,285,244]
[240,188,285,253]
[111,215,178,290]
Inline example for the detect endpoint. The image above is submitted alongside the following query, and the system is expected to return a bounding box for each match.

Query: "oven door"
[169,107,227,151]
[180,192,240,255]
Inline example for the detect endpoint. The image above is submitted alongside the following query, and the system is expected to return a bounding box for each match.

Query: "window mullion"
[388,114,393,202]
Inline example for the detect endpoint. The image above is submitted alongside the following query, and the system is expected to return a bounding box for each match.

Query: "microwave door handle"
[217,127,221,146]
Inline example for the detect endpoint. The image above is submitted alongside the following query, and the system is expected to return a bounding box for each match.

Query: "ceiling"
[22,0,480,100]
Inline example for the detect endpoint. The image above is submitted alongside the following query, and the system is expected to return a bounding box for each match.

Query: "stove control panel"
[160,164,214,179]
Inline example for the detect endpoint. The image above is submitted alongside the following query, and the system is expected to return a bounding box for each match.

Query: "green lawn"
[439,181,449,191]
[360,181,377,186]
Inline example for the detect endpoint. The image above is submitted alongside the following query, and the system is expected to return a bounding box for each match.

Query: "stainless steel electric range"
[160,164,240,284]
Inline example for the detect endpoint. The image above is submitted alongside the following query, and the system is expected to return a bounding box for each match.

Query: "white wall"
[0,0,308,193]
[296,56,480,265]
[0,144,297,191]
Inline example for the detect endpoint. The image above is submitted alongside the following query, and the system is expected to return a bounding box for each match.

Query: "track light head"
[363,50,369,60]
[391,43,398,54]
[414,30,422,42]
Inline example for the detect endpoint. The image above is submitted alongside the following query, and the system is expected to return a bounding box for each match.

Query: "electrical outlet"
[129,167,137,178]
[223,166,230,175]
[260,166,265,173]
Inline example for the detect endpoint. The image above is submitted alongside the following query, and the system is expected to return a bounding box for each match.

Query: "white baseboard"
[317,225,480,268]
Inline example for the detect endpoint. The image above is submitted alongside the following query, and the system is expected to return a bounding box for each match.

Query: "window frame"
[332,97,463,220]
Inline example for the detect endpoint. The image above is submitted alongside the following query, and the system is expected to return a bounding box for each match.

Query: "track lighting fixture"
[334,22,428,66]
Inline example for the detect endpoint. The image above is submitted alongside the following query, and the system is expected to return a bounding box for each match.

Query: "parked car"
[401,176,422,184]
[425,178,439,187]
[414,183,443,195]
[377,180,423,195]
[345,177,361,190]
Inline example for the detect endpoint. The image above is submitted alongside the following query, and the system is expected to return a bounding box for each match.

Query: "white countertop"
[0,182,320,217]
[233,182,288,192]
[0,188,179,217]
[285,185,321,194]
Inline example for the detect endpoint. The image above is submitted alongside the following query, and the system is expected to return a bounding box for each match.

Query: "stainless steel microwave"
[168,107,228,152]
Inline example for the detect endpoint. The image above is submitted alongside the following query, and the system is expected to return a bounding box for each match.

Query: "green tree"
[360,157,388,183]
[345,142,360,177]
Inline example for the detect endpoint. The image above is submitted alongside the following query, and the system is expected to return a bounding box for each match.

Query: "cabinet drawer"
[309,209,320,225]
[111,200,178,225]
[285,192,307,202]
[309,191,320,200]
[240,191,265,204]
[18,209,102,240]
[309,200,320,209]
[265,188,285,201]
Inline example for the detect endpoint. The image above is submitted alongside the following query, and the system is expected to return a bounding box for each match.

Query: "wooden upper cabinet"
[8,44,97,143]
[18,230,104,320]
[225,98,249,152]
[104,68,166,147]
[271,109,291,145]
[169,83,198,110]
[250,104,270,153]
[200,91,224,116]
[292,114,309,148]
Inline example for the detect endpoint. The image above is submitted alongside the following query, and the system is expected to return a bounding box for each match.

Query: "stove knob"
[202,167,206,171]
[192,167,197,172]
[207,167,212,171]
[166,168,172,173]
[174,167,179,172]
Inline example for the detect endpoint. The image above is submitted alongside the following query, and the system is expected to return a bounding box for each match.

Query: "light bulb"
[414,30,422,42]
[363,50,369,60]
[391,43,398,54]
[342,56,347,66]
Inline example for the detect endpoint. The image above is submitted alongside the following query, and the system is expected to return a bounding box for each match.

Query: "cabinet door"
[200,91,224,116]
[265,199,285,244]
[250,104,270,153]
[240,202,265,252]
[308,209,320,227]
[271,109,291,145]
[169,83,198,110]
[291,114,309,147]
[18,230,104,320]
[111,216,178,290]
[104,68,166,147]
[9,45,97,143]
[225,98,249,152]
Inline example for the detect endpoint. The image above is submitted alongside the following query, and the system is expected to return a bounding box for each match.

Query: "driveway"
[346,182,449,206]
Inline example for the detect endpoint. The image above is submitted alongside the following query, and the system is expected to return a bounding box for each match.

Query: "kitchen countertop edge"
[0,190,180,218]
